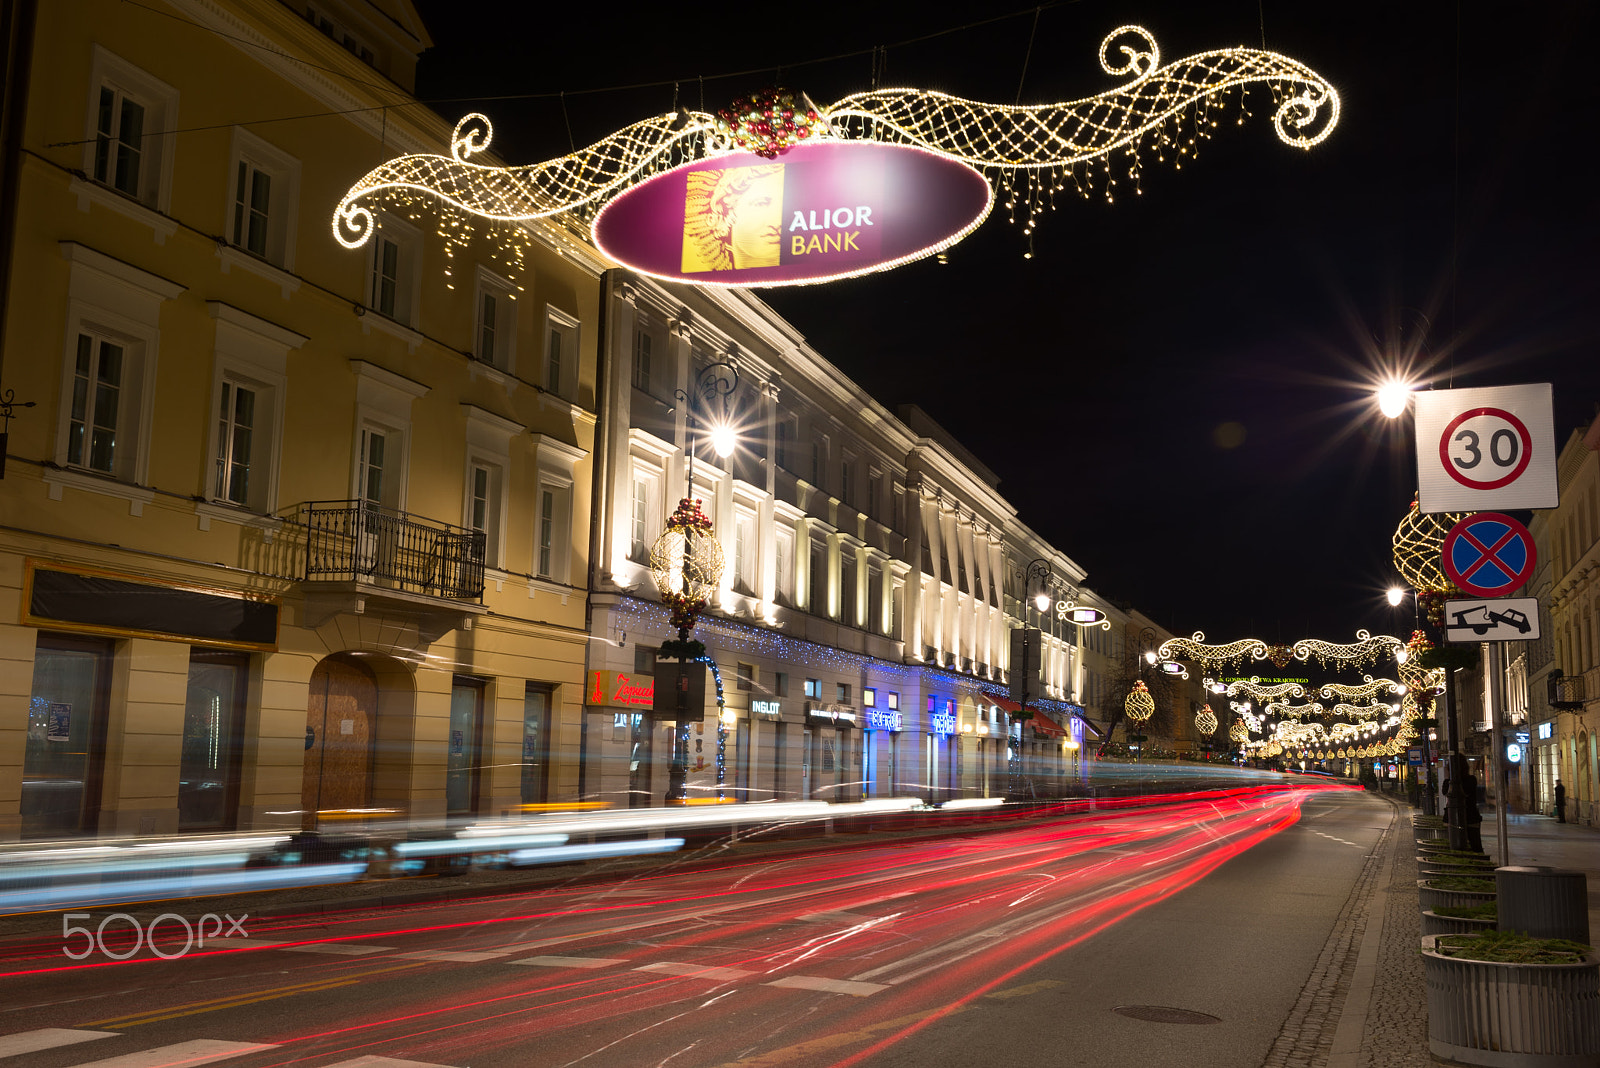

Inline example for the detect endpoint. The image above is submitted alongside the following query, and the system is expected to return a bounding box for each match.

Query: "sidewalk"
[1323,800,1600,1068]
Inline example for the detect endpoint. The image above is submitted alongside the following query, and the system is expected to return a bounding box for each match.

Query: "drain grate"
[1113,1005,1221,1025]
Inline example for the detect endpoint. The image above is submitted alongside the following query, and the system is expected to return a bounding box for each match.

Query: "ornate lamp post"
[1008,558,1053,796]
[648,362,738,802]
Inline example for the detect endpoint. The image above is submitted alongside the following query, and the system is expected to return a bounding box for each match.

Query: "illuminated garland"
[1291,630,1404,670]
[697,656,728,798]
[1226,679,1306,701]
[1319,677,1404,702]
[1329,702,1396,721]
[1266,700,1326,720]
[333,26,1339,258]
[1159,633,1269,671]
[1194,705,1218,736]
[1229,719,1250,744]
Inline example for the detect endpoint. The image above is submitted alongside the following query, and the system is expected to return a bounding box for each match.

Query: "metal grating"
[1113,1005,1221,1025]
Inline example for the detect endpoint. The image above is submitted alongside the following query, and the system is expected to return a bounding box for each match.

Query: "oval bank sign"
[593,140,992,287]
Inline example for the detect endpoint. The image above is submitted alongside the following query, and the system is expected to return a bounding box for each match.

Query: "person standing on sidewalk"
[1555,779,1567,823]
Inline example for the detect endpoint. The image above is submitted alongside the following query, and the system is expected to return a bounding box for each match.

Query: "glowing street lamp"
[1376,378,1413,419]
[1386,586,1405,607]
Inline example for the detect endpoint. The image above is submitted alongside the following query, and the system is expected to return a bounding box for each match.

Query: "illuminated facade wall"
[585,272,1097,804]
[0,0,600,838]
[1541,413,1600,824]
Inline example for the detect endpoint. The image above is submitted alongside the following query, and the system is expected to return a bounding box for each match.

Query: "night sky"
[409,1,1600,646]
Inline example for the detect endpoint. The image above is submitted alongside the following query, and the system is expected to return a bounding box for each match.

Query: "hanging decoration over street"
[1393,497,1467,593]
[650,498,724,632]
[332,25,1340,285]
[1225,678,1306,701]
[1124,679,1155,723]
[1194,704,1218,736]
[1319,677,1404,702]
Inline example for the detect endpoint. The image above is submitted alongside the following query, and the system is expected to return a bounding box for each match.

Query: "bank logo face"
[594,140,991,288]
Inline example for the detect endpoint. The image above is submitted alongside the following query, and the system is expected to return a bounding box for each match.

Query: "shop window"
[447,678,484,817]
[22,636,112,837]
[522,683,552,805]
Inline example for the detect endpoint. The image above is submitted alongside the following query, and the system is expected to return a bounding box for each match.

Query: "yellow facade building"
[0,0,603,838]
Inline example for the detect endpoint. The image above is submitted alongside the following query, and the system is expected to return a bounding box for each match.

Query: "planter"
[1422,934,1600,1066]
[1422,909,1498,936]
[1421,861,1499,879]
[1420,880,1497,912]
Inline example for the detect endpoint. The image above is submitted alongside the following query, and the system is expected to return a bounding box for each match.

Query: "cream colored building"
[0,0,601,838]
[1541,411,1600,824]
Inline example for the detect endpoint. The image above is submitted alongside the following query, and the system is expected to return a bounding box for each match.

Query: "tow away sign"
[1414,384,1558,513]
[1443,597,1541,643]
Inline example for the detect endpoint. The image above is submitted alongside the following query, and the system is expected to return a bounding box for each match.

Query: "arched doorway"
[304,655,377,830]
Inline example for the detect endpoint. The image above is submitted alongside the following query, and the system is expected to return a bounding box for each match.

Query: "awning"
[980,690,1023,713]
[1031,707,1068,738]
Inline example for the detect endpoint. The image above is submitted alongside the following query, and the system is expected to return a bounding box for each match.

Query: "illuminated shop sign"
[930,711,957,735]
[807,703,858,726]
[751,699,783,717]
[866,709,902,731]
[1536,722,1553,740]
[587,671,655,709]
[592,140,992,288]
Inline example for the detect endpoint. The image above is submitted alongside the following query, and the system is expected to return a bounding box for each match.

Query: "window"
[775,527,794,603]
[213,380,255,504]
[23,635,113,837]
[737,663,754,692]
[633,327,652,393]
[837,683,852,704]
[775,672,789,697]
[366,216,420,325]
[544,307,579,399]
[809,543,825,616]
[67,331,124,474]
[810,440,823,486]
[535,483,573,581]
[840,552,856,625]
[180,651,248,830]
[358,426,393,506]
[84,49,177,210]
[227,129,301,267]
[841,457,854,506]
[804,678,822,700]
[634,645,658,673]
[869,472,882,519]
[863,687,876,707]
[475,269,516,370]
[734,512,756,594]
[630,475,652,563]
[538,488,555,577]
[775,421,789,470]
[463,462,506,566]
[887,691,899,711]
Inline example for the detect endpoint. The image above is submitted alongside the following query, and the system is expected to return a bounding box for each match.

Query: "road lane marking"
[66,1040,277,1068]
[635,962,754,980]
[766,976,888,997]
[319,1058,457,1068]
[0,1029,119,1057]
[394,950,508,963]
[509,955,627,969]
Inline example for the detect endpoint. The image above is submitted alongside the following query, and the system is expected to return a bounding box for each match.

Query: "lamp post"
[654,362,738,803]
[1009,557,1052,797]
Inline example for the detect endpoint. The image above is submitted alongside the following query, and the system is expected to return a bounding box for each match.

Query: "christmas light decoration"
[333,27,1340,270]
[1124,679,1156,723]
[1226,678,1306,702]
[650,499,724,632]
[1229,719,1250,744]
[1291,630,1404,669]
[1265,700,1326,720]
[1195,705,1218,736]
[1393,497,1467,593]
[1319,677,1404,702]
[1159,633,1269,671]
[1055,601,1112,630]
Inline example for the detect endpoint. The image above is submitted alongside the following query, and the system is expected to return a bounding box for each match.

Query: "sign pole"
[1486,642,1510,865]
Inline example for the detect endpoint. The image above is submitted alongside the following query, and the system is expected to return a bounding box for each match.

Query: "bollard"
[1497,866,1591,945]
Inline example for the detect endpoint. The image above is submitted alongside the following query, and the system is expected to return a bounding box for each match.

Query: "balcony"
[279,501,488,640]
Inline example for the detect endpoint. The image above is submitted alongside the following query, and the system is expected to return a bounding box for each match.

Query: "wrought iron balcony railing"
[283,501,485,602]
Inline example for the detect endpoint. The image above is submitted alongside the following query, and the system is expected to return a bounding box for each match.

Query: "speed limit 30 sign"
[1414,384,1558,513]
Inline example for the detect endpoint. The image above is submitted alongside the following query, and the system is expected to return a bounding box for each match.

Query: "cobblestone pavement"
[1358,812,1430,1068]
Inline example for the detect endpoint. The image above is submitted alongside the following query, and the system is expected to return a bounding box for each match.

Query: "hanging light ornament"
[1195,704,1218,736]
[1393,496,1467,594]
[1125,679,1156,723]
[649,498,725,633]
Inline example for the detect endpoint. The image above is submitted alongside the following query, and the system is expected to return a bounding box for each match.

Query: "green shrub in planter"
[1419,876,1497,914]
[1436,902,1498,921]
[1422,909,1497,937]
[1422,931,1600,1064]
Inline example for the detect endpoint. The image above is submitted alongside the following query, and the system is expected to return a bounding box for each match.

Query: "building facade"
[0,0,601,839]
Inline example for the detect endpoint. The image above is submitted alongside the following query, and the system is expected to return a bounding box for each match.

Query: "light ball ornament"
[650,498,725,632]
[1124,679,1155,724]
[1229,720,1250,744]
[1195,704,1218,736]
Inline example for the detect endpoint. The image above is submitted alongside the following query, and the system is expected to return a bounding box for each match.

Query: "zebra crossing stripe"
[0,1030,118,1058]
[65,1039,276,1068]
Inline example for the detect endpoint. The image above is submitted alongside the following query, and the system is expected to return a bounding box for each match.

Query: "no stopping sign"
[1415,384,1558,513]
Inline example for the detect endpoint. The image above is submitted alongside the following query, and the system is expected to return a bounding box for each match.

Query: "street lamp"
[653,361,740,803]
[1009,557,1052,796]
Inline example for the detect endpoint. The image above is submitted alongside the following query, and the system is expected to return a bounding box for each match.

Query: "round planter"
[1422,934,1600,1066]
[1419,880,1497,912]
[1420,861,1498,879]
[1422,909,1497,937]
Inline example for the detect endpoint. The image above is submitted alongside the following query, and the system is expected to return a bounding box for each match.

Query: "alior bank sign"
[592,140,993,287]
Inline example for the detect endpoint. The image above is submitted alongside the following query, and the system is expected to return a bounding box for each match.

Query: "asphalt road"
[0,784,1389,1068]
